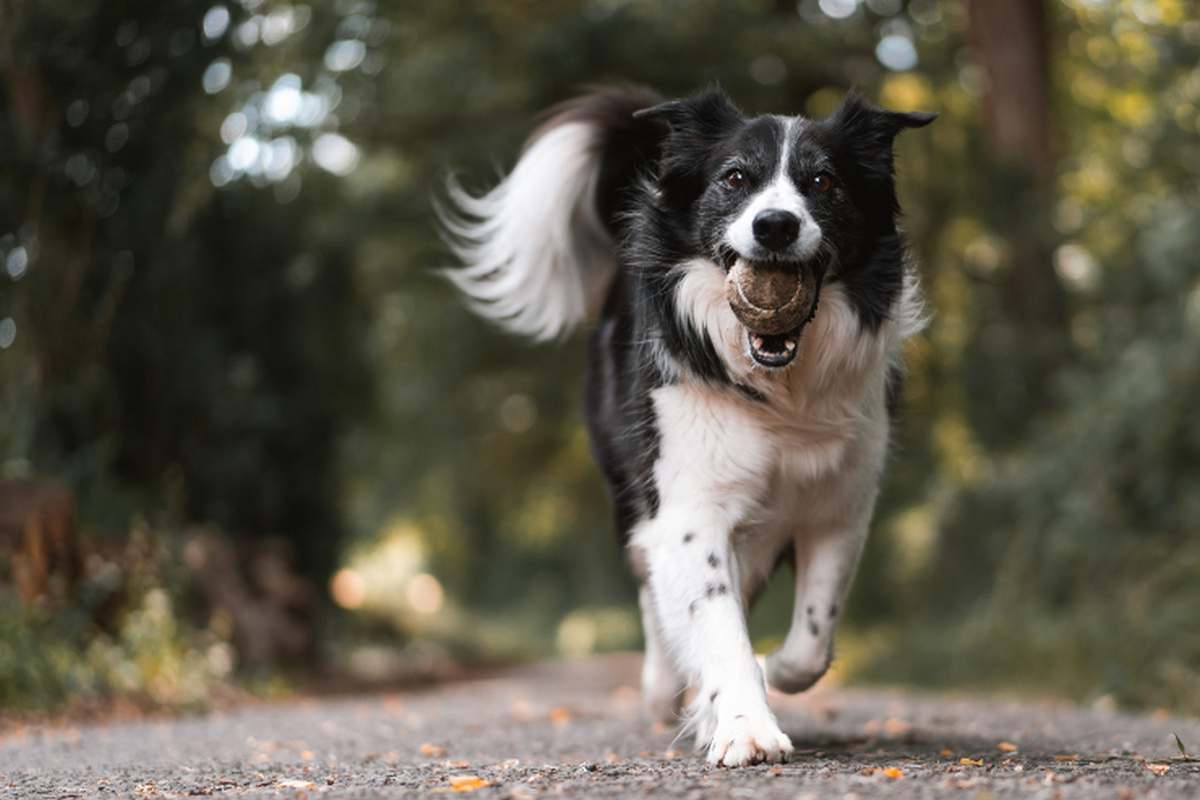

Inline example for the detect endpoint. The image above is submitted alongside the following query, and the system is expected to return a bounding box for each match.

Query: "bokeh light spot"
[6,247,28,280]
[330,568,367,609]
[876,34,918,71]
[202,5,231,41]
[819,0,858,20]
[0,318,16,350]
[202,58,232,94]
[325,40,366,72]
[406,573,444,615]
[750,54,786,86]
[312,133,359,175]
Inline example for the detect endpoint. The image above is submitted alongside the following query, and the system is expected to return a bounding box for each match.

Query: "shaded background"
[2,0,1198,716]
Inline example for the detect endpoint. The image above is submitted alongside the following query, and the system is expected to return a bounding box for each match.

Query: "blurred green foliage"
[0,527,237,711]
[2,0,1198,714]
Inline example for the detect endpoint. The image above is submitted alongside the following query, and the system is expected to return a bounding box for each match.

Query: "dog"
[438,85,934,767]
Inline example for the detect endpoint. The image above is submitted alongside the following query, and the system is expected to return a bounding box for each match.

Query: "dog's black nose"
[752,209,801,252]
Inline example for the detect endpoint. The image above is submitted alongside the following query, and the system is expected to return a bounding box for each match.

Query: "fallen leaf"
[881,767,904,779]
[959,758,984,767]
[996,741,1018,752]
[604,752,621,765]
[1053,754,1079,762]
[299,750,314,762]
[445,760,469,768]
[663,749,680,759]
[420,743,447,758]
[768,766,783,777]
[276,779,315,790]
[449,775,490,792]
[939,747,955,757]
[549,707,572,725]
[1145,763,1170,776]
[1173,732,1191,758]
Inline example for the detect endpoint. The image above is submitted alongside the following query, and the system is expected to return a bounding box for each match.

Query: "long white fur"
[437,122,615,341]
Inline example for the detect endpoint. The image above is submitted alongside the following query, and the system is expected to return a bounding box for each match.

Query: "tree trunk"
[965,0,1069,433]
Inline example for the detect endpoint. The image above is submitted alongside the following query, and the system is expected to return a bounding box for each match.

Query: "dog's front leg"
[636,506,793,766]
[765,515,871,694]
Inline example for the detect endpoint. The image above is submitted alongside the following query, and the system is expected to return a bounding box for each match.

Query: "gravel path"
[3,653,1198,798]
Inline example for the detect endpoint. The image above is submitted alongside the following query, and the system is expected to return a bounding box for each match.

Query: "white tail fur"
[437,121,616,341]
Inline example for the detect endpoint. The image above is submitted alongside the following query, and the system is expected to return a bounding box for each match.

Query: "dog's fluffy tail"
[437,87,663,341]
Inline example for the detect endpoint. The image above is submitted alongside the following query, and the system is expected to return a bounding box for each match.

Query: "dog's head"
[636,88,934,368]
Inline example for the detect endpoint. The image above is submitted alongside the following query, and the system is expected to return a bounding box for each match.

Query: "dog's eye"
[812,173,834,193]
[722,168,747,189]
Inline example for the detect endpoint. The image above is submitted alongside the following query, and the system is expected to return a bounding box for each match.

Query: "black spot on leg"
[807,605,815,617]
[688,600,698,616]
[808,619,820,637]
[705,583,716,599]
[709,690,719,704]
[707,552,719,568]
[716,583,727,595]
[682,532,694,544]
[828,603,838,620]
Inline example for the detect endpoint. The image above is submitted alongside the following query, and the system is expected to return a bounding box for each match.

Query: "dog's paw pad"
[705,712,793,767]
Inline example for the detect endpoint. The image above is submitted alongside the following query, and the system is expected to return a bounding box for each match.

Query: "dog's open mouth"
[726,259,822,369]
[747,326,802,367]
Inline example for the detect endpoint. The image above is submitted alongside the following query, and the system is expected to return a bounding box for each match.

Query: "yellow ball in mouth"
[725,260,819,335]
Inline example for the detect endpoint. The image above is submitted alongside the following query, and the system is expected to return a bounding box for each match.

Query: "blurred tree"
[963,0,1069,442]
[0,0,369,579]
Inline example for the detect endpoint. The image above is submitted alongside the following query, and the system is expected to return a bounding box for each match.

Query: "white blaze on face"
[725,117,822,261]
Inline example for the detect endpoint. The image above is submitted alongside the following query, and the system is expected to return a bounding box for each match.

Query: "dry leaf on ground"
[419,743,447,758]
[959,757,984,767]
[449,775,490,792]
[1145,763,1170,776]
[996,741,1018,752]
[276,779,315,789]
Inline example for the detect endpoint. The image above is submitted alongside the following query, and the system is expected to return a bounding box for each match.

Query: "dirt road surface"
[3,654,1198,798]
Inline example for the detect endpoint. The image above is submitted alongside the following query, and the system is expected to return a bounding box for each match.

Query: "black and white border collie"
[439,86,934,767]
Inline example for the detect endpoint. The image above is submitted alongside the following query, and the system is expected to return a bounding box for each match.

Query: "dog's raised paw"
[705,712,793,767]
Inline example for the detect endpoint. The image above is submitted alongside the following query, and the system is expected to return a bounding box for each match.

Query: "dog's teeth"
[752,336,765,349]
[784,339,796,352]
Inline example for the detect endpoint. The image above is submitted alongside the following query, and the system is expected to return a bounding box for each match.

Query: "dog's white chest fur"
[650,274,900,561]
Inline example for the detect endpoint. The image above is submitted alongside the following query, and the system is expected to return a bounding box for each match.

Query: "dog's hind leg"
[639,586,685,724]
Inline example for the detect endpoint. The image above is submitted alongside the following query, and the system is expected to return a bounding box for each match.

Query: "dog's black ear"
[831,92,936,181]
[633,86,744,206]
[633,86,743,133]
